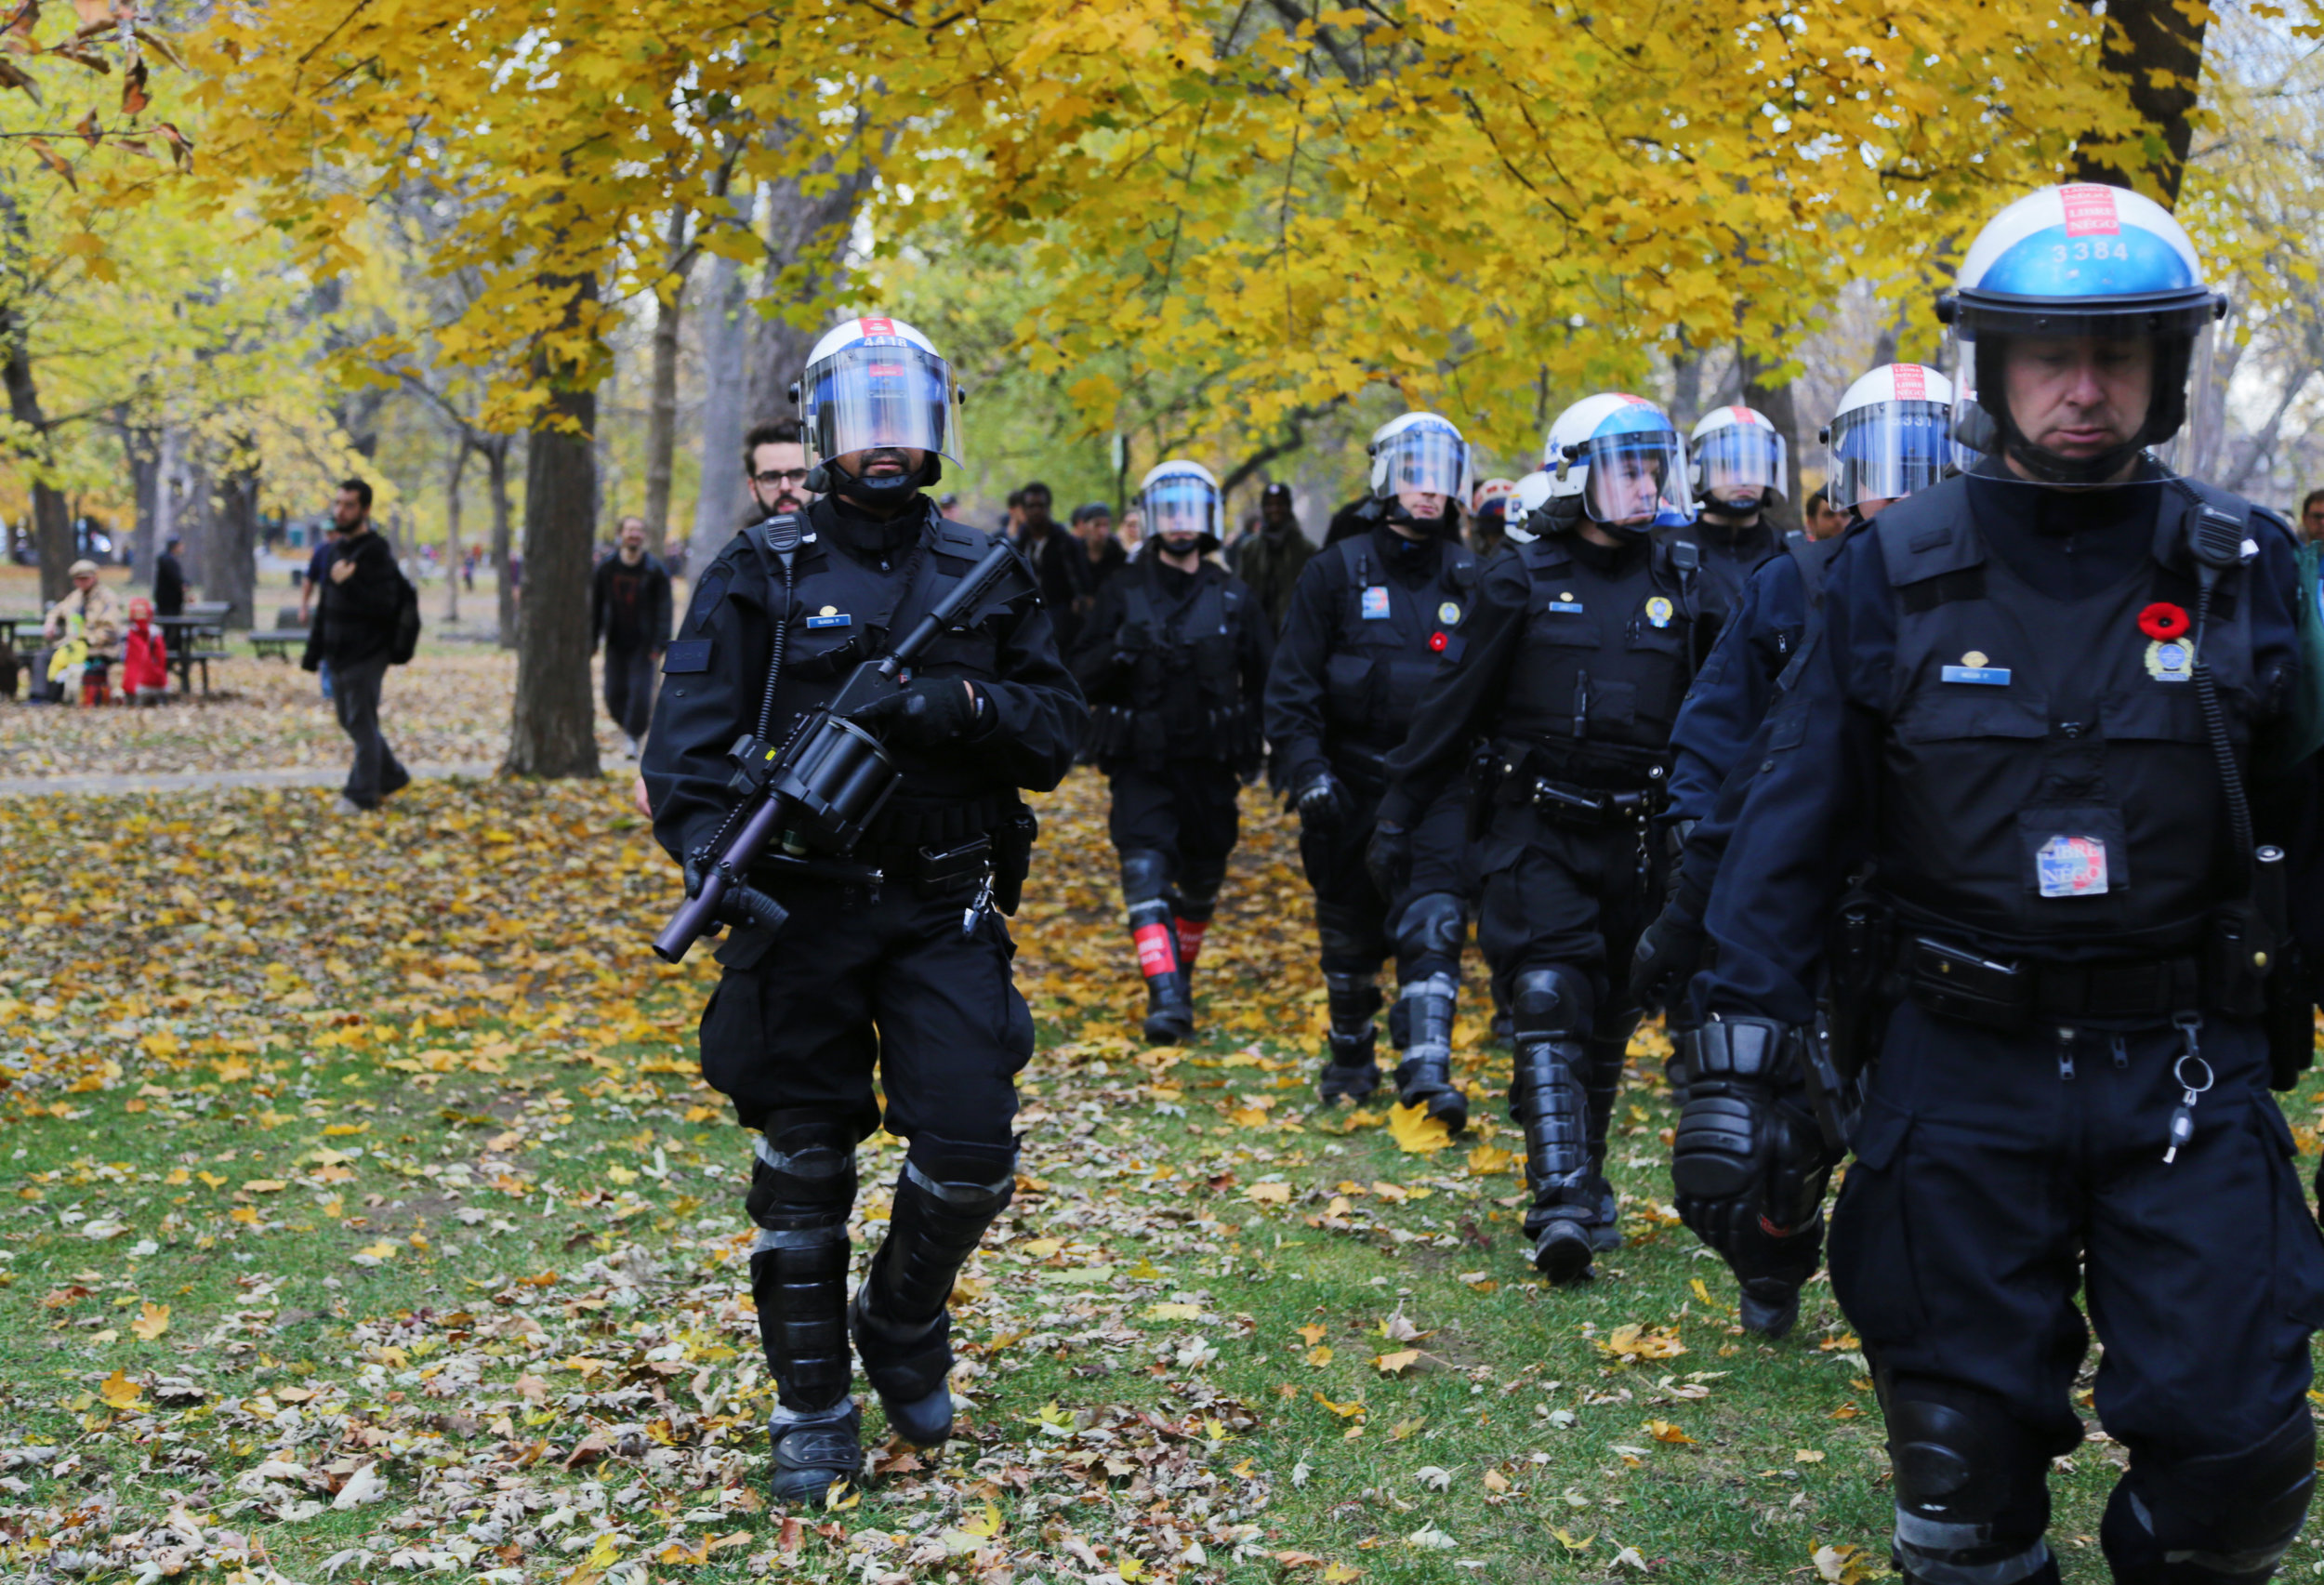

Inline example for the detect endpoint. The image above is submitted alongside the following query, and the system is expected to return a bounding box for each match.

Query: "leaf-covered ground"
[0,651,577,781]
[3,749,2321,1583]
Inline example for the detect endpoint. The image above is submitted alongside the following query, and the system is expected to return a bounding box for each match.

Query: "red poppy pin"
[1428,631,1448,653]
[2138,601,2189,641]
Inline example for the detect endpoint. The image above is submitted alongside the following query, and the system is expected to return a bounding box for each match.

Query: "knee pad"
[1887,1382,2055,1585]
[1511,966,1592,1043]
[2103,1407,2315,1584]
[1316,901,1388,970]
[746,1112,859,1228]
[1119,848,1171,906]
[1173,855,1227,918]
[1391,892,1465,963]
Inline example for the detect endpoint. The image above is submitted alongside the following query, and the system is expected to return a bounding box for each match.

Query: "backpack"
[390,567,422,665]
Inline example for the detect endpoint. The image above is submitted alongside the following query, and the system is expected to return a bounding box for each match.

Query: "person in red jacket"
[121,597,169,704]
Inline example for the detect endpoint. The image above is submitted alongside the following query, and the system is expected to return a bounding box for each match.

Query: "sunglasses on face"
[754,469,811,487]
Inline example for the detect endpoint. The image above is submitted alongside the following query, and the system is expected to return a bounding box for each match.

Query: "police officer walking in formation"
[1381,394,1715,1278]
[1267,412,1479,1125]
[1661,405,1788,626]
[1693,185,2324,1585]
[1631,362,1959,1337]
[642,316,1086,1504]
[1075,460,1273,1042]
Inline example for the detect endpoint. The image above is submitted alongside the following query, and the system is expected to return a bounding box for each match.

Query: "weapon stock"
[651,535,1035,964]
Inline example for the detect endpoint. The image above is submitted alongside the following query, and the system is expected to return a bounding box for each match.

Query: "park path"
[0,760,501,799]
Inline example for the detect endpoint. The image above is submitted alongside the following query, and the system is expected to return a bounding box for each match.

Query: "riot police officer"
[1630,363,1958,1337]
[1660,404,1788,627]
[1695,185,2324,1585]
[642,316,1087,1504]
[1380,394,1716,1279]
[1267,412,1480,1125]
[1074,460,1274,1043]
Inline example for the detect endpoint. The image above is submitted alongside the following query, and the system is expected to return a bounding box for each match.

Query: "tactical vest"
[1871,477,2265,952]
[1110,561,1256,762]
[1496,534,1701,781]
[755,507,1024,845]
[1319,532,1476,762]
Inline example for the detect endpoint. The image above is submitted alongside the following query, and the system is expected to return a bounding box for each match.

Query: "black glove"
[1366,820,1410,900]
[1296,773,1345,831]
[851,679,979,747]
[1111,619,1153,669]
[1629,902,1707,1014]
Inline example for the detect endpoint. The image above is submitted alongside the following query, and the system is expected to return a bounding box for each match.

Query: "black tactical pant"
[1834,1003,2324,1584]
[1476,812,1659,1241]
[1299,778,1469,982]
[698,878,1034,1153]
[602,641,656,741]
[1104,757,1240,881]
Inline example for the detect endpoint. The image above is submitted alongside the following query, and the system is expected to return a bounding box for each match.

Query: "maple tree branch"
[1264,0,1366,86]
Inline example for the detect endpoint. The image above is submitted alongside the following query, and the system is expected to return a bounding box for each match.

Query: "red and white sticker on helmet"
[1728,404,1753,422]
[2059,185,2120,237]
[857,316,897,337]
[1892,363,1926,401]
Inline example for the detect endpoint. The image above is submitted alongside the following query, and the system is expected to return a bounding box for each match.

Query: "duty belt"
[1901,934,2206,1030]
[1525,773,1666,827]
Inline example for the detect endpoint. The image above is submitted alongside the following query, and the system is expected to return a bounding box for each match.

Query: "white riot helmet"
[1541,393,1694,532]
[1139,459,1222,552]
[1820,363,1958,513]
[794,316,965,501]
[1937,182,2225,485]
[1505,470,1553,544]
[1688,404,1788,513]
[1367,412,1472,509]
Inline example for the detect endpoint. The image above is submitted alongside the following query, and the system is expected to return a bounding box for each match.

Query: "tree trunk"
[2071,0,2210,205]
[0,307,70,603]
[482,434,517,648]
[505,274,603,780]
[443,432,467,624]
[1670,346,1703,432]
[211,442,260,629]
[691,189,756,572]
[643,205,691,549]
[1741,351,1804,535]
[741,159,877,432]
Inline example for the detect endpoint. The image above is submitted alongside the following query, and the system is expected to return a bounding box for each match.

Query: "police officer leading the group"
[1631,363,1958,1338]
[1075,461,1273,1042]
[1380,394,1716,1279]
[1692,185,2324,1585]
[642,316,1087,1505]
[1266,412,1479,1125]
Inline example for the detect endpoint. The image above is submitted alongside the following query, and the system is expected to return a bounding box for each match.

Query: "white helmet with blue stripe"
[1139,459,1222,551]
[1367,412,1472,507]
[1936,183,2225,483]
[1541,392,1695,533]
[794,315,965,500]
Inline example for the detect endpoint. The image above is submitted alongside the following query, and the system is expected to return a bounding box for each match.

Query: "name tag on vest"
[1360,588,1391,620]
[805,613,852,630]
[1940,664,2013,686]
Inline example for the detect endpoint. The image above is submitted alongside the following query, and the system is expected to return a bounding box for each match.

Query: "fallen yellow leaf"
[1374,1350,1422,1375]
[130,1301,169,1341]
[1647,1419,1695,1445]
[98,1369,143,1411]
[1385,1103,1453,1155]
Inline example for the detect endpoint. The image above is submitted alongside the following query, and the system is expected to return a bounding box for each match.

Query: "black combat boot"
[746,1113,862,1505]
[1509,968,1601,1280]
[1318,971,1382,1101]
[1129,898,1195,1043]
[852,1149,1015,1447]
[1391,971,1468,1130]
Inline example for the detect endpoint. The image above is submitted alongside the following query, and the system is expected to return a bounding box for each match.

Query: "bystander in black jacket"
[152,548,185,617]
[591,551,673,653]
[304,527,402,668]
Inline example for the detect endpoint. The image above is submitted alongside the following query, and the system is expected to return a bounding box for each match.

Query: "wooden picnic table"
[156,607,232,696]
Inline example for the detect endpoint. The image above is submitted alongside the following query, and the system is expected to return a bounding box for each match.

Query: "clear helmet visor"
[801,340,964,466]
[1142,475,1220,539]
[1946,316,2216,484]
[1695,426,1788,503]
[1375,426,1468,500]
[1826,401,1954,509]
[1579,433,1693,526]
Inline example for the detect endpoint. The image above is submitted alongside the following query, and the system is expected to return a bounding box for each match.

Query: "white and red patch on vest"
[2059,185,2120,237]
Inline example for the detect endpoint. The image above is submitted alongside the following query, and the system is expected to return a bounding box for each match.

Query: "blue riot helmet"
[792,316,965,500]
[1542,393,1694,532]
[1937,183,2225,485]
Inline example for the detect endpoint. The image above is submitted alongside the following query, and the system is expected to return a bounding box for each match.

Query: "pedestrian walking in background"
[592,514,672,759]
[1233,482,1314,632]
[152,534,186,617]
[302,479,412,813]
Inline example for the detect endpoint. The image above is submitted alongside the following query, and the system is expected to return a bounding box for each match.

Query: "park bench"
[158,602,231,696]
[245,629,308,662]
